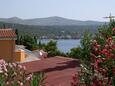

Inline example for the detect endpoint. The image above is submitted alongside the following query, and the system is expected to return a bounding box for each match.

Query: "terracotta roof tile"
[0,28,16,38]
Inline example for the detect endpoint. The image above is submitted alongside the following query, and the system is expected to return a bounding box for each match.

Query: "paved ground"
[22,56,80,86]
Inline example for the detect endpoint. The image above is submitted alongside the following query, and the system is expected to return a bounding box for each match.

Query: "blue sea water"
[38,39,81,53]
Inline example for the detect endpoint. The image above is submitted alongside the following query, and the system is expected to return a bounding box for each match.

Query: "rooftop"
[22,56,80,86]
[0,29,16,39]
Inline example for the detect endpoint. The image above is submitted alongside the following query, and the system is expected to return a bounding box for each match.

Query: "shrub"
[67,47,81,59]
[0,59,45,86]
[71,20,115,86]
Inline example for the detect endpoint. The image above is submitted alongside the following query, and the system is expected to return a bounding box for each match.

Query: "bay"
[38,39,81,53]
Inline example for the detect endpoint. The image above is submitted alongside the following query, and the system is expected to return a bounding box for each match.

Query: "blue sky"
[0,0,115,21]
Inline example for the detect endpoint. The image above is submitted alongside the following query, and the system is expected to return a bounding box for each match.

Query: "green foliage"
[19,35,38,50]
[38,40,43,49]
[76,20,115,86]
[15,28,39,51]
[80,32,92,61]
[69,32,93,85]
[67,32,92,59]
[67,47,81,58]
[30,72,46,86]
[44,40,59,56]
[0,74,5,86]
[45,40,57,52]
[15,29,20,45]
[0,21,99,39]
[39,40,66,57]
[98,19,115,38]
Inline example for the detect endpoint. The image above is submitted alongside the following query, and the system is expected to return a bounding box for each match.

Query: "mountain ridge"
[0,16,105,26]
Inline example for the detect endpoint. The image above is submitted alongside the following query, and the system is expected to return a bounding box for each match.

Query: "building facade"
[0,29,16,62]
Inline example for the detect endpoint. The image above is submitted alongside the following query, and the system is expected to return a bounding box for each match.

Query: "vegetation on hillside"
[0,21,99,39]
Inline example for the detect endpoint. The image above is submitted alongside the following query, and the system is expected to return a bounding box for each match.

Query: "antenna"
[103,13,115,21]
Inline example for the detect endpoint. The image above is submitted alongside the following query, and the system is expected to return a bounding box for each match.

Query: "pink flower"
[107,37,112,43]
[18,65,23,69]
[12,63,17,67]
[23,66,26,70]
[112,28,115,30]
[8,63,13,68]
[6,81,9,85]
[18,81,23,86]
[104,44,109,49]
[4,73,8,76]
[93,40,97,43]
[26,74,32,81]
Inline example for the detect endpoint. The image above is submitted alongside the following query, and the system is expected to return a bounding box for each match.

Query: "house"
[0,29,17,62]
[0,28,26,62]
[0,28,40,62]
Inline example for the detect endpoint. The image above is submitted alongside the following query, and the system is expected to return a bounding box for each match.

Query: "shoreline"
[38,38,81,40]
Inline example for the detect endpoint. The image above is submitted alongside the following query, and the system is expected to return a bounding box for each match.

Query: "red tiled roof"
[22,57,80,86]
[0,29,16,38]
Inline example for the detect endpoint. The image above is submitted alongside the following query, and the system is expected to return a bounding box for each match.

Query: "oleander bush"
[71,20,115,86]
[0,59,45,86]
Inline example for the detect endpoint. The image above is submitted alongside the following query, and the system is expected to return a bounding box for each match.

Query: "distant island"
[0,16,107,39]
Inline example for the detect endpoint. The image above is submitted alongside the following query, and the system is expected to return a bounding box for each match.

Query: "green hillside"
[0,21,100,39]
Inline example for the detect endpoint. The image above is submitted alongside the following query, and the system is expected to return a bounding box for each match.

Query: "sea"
[38,39,81,53]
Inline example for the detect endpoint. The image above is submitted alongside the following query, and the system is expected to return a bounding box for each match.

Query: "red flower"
[112,45,115,49]
[106,37,112,44]
[71,73,79,86]
[104,44,109,49]
[100,49,113,58]
[100,49,108,54]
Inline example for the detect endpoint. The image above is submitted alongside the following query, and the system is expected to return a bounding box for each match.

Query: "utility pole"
[103,13,115,22]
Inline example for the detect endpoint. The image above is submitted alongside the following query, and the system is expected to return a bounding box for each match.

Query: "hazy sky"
[0,0,115,21]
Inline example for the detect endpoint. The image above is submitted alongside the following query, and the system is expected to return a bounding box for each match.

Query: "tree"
[34,36,38,44]
[40,40,65,57]
[22,35,38,50]
[15,29,20,45]
[67,47,81,58]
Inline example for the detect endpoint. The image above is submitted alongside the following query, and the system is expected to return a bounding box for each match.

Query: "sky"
[0,0,115,21]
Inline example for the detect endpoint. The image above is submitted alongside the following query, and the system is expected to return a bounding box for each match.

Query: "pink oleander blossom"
[112,28,115,31]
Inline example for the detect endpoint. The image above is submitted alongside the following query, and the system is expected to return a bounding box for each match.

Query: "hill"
[0,21,100,39]
[0,16,107,39]
[0,16,105,26]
